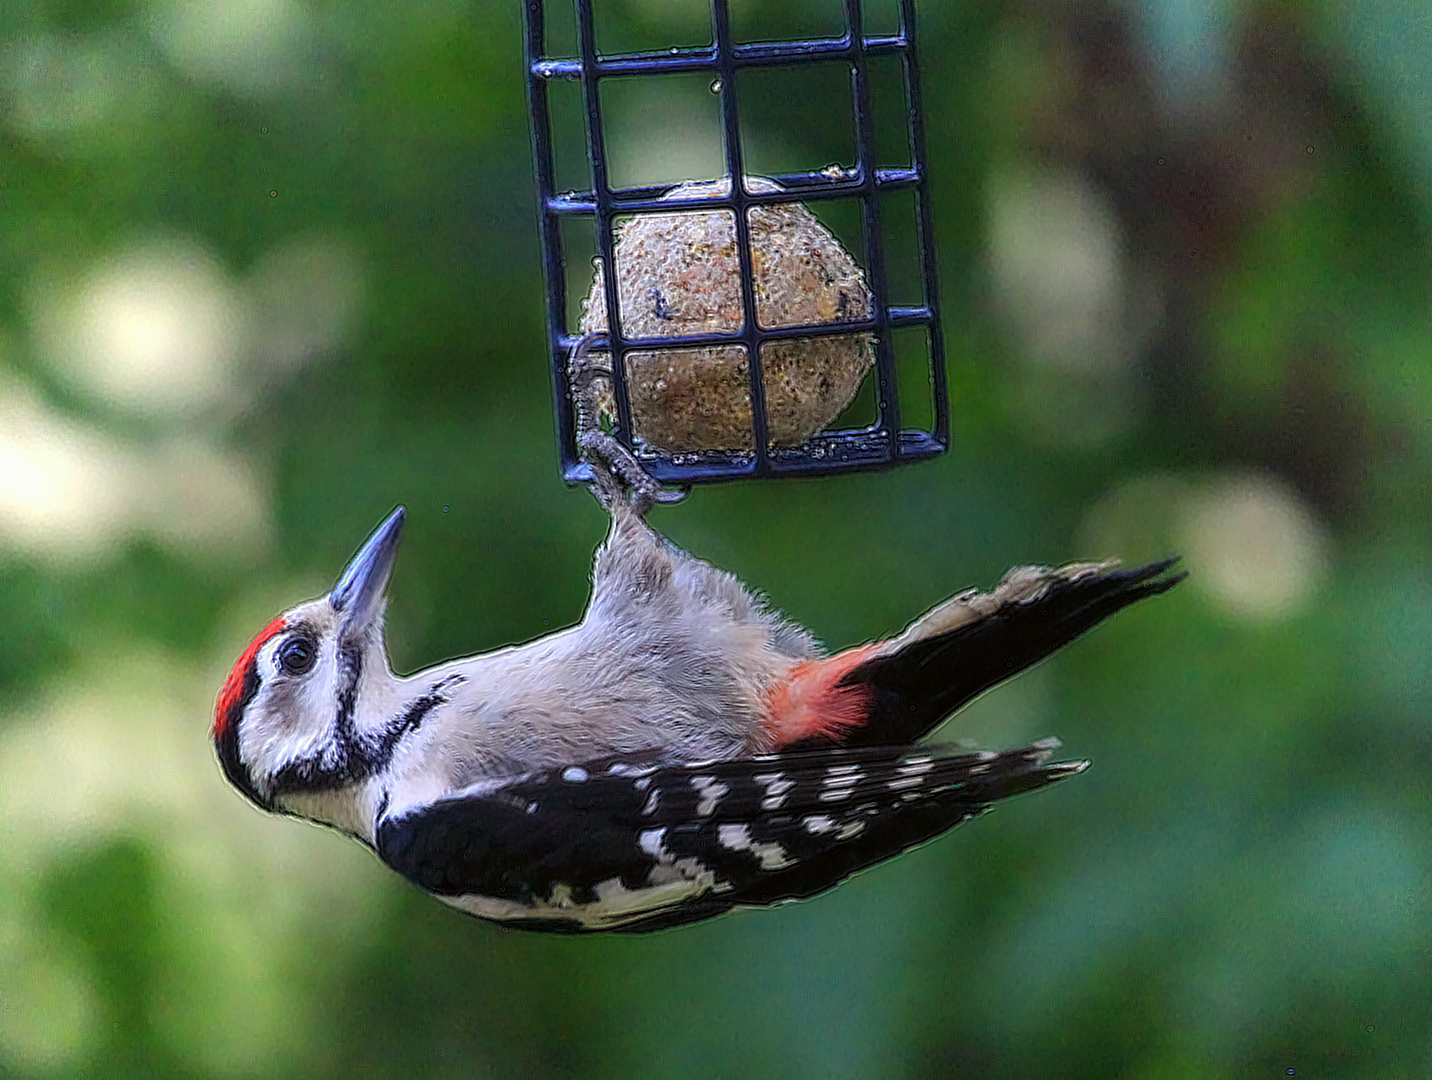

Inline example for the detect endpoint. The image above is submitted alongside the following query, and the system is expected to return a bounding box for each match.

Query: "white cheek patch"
[240,640,342,778]
[244,709,334,781]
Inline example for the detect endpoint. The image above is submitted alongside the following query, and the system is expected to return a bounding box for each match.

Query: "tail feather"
[833,558,1185,748]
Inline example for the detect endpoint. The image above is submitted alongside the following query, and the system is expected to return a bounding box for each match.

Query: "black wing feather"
[376,742,1083,931]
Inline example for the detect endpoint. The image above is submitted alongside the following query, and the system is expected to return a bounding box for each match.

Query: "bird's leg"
[569,332,688,517]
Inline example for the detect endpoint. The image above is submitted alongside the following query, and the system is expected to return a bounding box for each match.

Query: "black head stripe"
[335,640,363,735]
[214,660,272,810]
[268,671,466,799]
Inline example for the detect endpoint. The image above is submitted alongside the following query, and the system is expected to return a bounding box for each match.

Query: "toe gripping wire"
[568,332,689,516]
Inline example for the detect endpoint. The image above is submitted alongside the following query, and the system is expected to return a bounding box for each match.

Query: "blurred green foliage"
[1,0,1430,1077]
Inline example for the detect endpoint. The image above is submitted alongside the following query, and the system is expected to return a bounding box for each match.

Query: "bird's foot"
[569,332,688,517]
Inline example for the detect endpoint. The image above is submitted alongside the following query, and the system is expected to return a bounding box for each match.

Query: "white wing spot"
[690,775,729,817]
[606,761,657,776]
[549,883,576,908]
[718,822,750,850]
[562,766,589,783]
[642,788,661,815]
[639,827,669,860]
[887,776,925,791]
[755,772,795,810]
[897,760,935,776]
[717,823,794,870]
[678,857,730,893]
[754,772,793,793]
[803,814,837,834]
[819,786,855,802]
[634,776,652,791]
[648,855,728,894]
[836,820,866,840]
[825,764,861,778]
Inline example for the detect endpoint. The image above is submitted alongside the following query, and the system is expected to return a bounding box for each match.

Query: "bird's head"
[213,507,406,817]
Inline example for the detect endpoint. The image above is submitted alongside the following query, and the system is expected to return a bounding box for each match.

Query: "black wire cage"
[525,0,947,485]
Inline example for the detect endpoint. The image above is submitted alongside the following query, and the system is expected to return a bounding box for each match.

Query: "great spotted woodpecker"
[214,457,1181,932]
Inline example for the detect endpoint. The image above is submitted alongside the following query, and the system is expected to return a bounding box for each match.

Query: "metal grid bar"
[524,1,580,469]
[547,167,923,214]
[899,0,948,446]
[532,35,910,79]
[843,0,900,453]
[523,0,948,486]
[711,0,770,472]
[573,0,636,452]
[553,306,935,353]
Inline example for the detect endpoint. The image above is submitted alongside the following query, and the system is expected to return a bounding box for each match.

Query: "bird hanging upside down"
[213,420,1182,932]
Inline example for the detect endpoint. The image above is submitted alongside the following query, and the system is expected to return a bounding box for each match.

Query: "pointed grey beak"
[330,506,405,631]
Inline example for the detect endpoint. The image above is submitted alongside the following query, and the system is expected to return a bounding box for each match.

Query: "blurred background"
[1,0,1429,1076]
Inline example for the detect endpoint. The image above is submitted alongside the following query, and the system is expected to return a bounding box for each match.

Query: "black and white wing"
[375,741,1086,933]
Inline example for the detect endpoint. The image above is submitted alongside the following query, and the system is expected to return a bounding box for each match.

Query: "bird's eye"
[277,636,318,676]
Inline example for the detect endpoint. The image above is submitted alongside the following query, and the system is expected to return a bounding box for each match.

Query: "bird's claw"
[569,332,689,517]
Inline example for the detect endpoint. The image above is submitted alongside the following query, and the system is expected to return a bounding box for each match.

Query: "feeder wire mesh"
[525,0,947,484]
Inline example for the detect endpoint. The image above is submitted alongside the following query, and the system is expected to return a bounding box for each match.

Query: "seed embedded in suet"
[577,177,875,453]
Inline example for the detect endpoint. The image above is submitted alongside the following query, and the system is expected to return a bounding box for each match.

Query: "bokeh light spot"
[1179,473,1327,621]
[33,237,247,418]
[149,0,317,99]
[1082,470,1326,622]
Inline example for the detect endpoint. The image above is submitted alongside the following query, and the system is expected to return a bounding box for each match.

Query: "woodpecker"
[214,456,1182,932]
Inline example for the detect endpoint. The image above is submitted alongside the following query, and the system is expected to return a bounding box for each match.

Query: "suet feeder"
[525,0,947,485]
